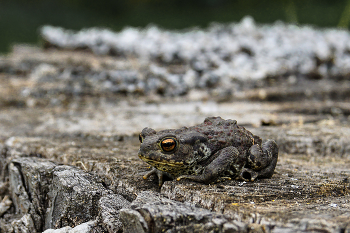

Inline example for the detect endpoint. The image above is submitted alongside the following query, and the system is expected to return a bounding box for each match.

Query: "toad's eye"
[160,138,177,152]
[139,134,143,143]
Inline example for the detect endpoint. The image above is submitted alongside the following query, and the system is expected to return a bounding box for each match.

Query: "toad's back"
[184,117,261,154]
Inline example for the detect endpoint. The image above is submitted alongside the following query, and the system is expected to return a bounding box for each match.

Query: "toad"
[138,117,278,186]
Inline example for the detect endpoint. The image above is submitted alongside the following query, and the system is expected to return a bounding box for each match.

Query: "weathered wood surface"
[4,157,130,232]
[0,46,350,232]
[120,191,248,233]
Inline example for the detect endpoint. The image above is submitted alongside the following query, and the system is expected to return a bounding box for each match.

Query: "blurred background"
[1,0,350,54]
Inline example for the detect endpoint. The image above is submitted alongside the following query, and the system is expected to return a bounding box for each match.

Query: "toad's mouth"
[138,152,188,168]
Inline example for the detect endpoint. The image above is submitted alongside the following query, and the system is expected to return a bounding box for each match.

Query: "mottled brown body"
[138,117,278,186]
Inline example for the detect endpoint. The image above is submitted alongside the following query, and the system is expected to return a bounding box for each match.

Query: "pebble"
[30,17,350,98]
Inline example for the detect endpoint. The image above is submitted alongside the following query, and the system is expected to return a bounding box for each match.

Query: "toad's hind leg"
[240,139,278,181]
[177,146,246,184]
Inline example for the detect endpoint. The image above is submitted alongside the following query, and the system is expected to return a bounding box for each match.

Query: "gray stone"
[119,209,148,233]
[11,214,36,233]
[9,158,56,231]
[121,191,248,233]
[44,165,111,229]
[0,196,12,217]
[8,163,32,216]
[6,157,132,232]
[43,220,98,233]
[98,194,131,233]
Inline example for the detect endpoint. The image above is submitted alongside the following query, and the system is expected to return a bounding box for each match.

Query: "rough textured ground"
[0,35,350,232]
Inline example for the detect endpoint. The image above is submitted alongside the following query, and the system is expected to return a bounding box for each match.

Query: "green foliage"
[339,0,350,28]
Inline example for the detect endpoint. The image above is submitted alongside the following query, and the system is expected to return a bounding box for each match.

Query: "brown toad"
[138,116,278,186]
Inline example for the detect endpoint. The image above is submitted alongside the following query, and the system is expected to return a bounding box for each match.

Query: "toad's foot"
[143,168,173,187]
[238,168,259,181]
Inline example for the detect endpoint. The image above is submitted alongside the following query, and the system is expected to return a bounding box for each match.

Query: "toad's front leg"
[177,146,246,184]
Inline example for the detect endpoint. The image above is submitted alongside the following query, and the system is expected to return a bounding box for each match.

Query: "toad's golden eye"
[160,138,177,152]
[139,134,143,143]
